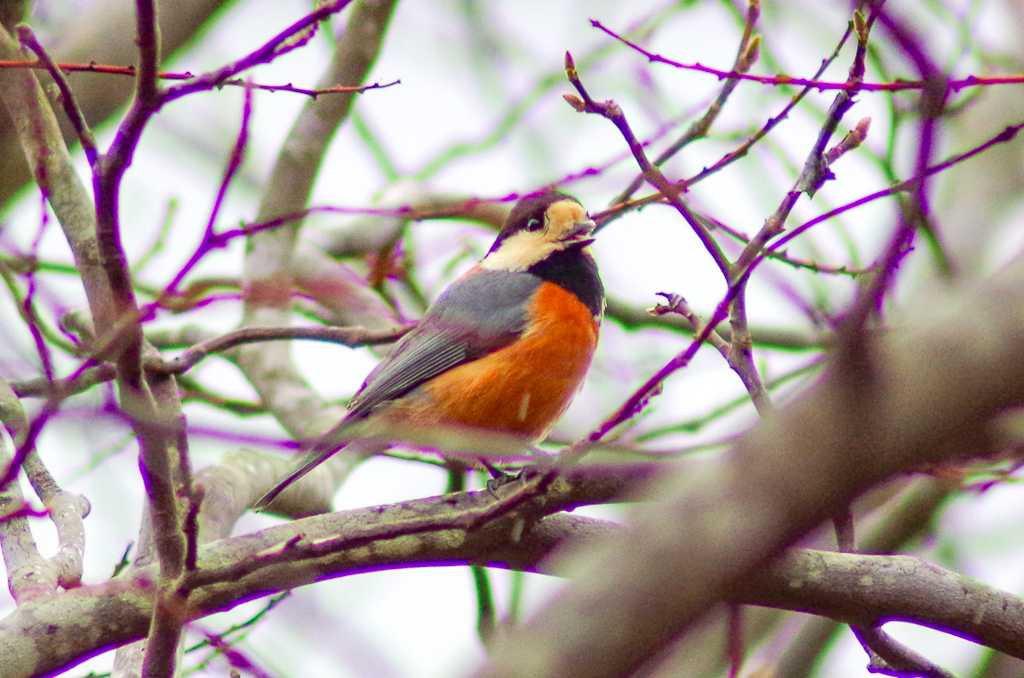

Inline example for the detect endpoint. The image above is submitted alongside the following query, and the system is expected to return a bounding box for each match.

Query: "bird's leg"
[481,459,518,498]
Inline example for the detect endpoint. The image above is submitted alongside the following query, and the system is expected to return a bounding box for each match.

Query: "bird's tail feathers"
[252,422,355,512]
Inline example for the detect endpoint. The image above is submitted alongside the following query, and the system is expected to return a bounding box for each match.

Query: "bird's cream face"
[482,199,596,272]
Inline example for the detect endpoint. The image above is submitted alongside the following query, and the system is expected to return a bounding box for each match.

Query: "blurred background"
[1,1,1023,676]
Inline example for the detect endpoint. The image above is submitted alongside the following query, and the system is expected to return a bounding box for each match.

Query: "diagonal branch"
[564,51,731,280]
[476,248,1024,678]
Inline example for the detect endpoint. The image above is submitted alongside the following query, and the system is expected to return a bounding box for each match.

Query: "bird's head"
[481,192,596,272]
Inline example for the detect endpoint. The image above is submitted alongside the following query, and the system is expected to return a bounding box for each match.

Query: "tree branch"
[2,490,1023,678]
[477,249,1024,677]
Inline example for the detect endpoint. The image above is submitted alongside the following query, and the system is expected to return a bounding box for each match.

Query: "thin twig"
[15,26,98,167]
[593,18,855,228]
[590,17,1023,93]
[162,0,356,102]
[611,0,761,206]
[564,51,732,280]
[0,57,399,96]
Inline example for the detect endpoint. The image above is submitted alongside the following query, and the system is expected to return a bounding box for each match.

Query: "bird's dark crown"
[488,191,580,253]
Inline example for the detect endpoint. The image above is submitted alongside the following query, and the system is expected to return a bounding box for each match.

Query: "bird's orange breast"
[390,281,599,441]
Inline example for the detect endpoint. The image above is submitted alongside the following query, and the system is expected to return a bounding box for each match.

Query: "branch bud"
[563,93,585,112]
[853,9,868,45]
[738,35,761,73]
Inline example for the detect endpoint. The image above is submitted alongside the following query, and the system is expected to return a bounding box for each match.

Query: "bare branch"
[0,380,58,603]
[2,493,1023,677]
[564,50,732,280]
[0,57,399,97]
[590,18,1022,93]
[148,323,410,376]
[14,26,97,167]
[478,250,1024,678]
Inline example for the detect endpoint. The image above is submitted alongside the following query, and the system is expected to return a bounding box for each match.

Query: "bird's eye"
[526,218,542,231]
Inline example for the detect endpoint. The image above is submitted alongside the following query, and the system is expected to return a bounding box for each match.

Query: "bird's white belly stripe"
[517,392,531,421]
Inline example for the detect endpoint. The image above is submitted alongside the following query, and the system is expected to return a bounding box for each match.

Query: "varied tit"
[254,191,604,511]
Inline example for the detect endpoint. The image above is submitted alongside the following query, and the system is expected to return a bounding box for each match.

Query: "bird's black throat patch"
[528,247,604,317]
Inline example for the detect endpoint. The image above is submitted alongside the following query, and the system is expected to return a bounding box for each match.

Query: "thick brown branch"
[477,250,1024,678]
[2,489,1023,678]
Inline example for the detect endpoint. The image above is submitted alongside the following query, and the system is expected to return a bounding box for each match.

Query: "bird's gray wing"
[345,268,541,420]
[253,269,541,512]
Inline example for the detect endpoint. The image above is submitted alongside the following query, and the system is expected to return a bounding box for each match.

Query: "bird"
[254,191,604,511]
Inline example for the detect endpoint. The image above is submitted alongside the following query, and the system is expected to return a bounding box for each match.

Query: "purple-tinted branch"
[563,15,880,439]
[576,273,747,449]
[591,17,1021,93]
[15,26,98,167]
[0,401,58,492]
[701,212,870,276]
[159,83,254,302]
[723,5,882,419]
[0,503,49,521]
[11,323,410,398]
[163,0,356,102]
[11,363,115,399]
[827,6,952,675]
[0,57,400,98]
[843,4,948,327]
[564,51,732,280]
[595,22,856,230]
[769,120,1024,253]
[852,625,953,678]
[730,6,879,278]
[245,77,400,98]
[188,624,274,678]
[23,191,55,384]
[611,0,761,206]
[650,292,730,360]
[202,82,252,240]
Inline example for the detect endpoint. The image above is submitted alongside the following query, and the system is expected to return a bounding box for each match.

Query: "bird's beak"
[566,218,596,243]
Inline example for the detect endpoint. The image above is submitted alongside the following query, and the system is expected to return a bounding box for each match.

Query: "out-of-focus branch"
[476,250,1024,678]
[98,4,195,675]
[775,478,953,676]
[0,20,117,504]
[612,0,760,206]
[149,323,410,376]
[304,184,508,259]
[109,2,387,663]
[649,477,953,677]
[15,26,98,167]
[722,5,880,418]
[0,375,87,598]
[18,449,88,592]
[0,0,229,205]
[0,379,58,603]
[236,0,398,515]
[768,120,1024,255]
[0,23,111,316]
[590,18,1023,93]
